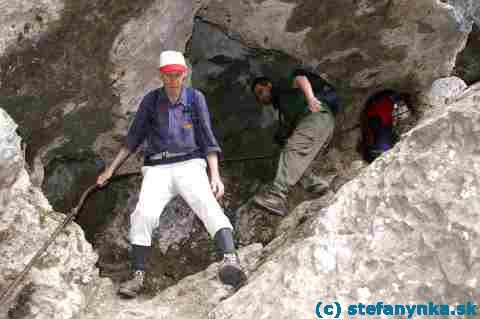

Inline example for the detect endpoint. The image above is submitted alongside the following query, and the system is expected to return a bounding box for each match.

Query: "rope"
[0,172,139,306]
[0,185,95,305]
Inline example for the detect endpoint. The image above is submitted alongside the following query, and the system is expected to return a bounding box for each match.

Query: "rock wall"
[0,0,64,57]
[199,0,469,90]
[1,1,480,317]
[445,0,480,30]
[0,108,98,318]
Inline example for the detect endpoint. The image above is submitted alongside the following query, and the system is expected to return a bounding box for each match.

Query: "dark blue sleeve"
[193,90,222,155]
[124,90,155,153]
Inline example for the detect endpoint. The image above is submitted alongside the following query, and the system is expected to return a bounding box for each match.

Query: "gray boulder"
[0,108,98,319]
[199,0,470,90]
[420,76,468,108]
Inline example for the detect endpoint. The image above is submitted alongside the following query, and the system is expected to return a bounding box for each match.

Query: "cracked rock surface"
[0,108,98,319]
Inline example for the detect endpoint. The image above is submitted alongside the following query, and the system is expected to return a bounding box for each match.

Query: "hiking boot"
[253,187,288,216]
[118,270,145,298]
[218,253,247,288]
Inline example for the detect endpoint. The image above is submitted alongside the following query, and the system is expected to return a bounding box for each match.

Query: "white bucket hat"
[159,50,187,73]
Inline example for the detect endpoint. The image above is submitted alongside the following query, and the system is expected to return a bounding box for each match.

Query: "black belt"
[144,151,202,166]
[149,151,189,160]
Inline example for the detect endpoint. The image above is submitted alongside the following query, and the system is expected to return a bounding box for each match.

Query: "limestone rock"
[0,0,64,57]
[0,108,98,319]
[0,108,23,188]
[444,0,480,30]
[420,76,468,108]
[2,1,480,317]
[199,0,470,90]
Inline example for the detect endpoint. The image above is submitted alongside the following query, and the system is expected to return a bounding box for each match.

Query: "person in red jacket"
[360,90,410,163]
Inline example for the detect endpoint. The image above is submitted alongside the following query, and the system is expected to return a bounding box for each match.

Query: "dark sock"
[214,228,235,256]
[132,245,150,271]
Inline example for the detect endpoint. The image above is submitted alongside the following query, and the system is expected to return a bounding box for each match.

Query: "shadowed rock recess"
[1,0,480,318]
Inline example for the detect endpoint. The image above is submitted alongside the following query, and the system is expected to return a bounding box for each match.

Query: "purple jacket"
[124,87,221,159]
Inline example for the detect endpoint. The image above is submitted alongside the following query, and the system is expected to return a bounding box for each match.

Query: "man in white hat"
[97,50,246,297]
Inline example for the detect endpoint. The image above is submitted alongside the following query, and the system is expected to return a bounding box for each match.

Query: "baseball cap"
[159,50,188,73]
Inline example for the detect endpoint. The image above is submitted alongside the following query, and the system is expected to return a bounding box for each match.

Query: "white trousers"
[129,158,233,246]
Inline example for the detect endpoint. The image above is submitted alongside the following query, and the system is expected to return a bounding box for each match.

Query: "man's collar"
[160,86,187,106]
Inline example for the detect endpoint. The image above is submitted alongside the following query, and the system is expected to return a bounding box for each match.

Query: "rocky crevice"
[1,0,480,318]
